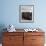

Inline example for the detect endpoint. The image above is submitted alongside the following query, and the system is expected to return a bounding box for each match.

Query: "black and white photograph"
[19,5,34,23]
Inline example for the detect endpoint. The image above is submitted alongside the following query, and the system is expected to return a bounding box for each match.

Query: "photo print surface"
[19,5,34,23]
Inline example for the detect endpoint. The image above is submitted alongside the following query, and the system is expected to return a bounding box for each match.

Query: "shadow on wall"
[0,24,7,43]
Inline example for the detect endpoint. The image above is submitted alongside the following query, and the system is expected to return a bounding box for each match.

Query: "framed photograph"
[19,5,34,23]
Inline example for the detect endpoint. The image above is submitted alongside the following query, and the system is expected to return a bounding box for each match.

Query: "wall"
[0,0,46,29]
[0,0,46,44]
